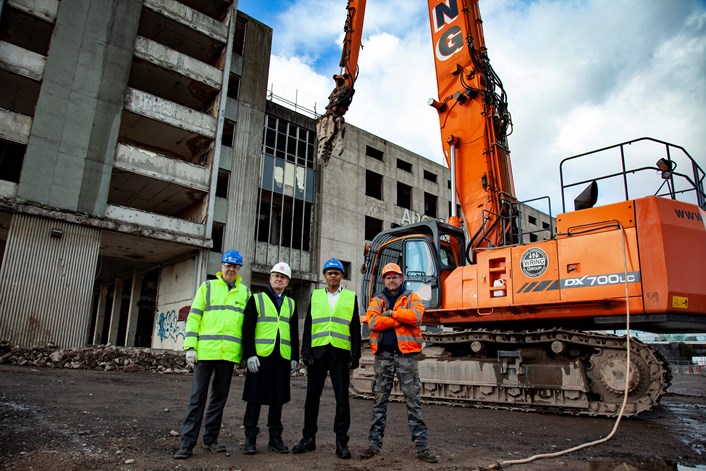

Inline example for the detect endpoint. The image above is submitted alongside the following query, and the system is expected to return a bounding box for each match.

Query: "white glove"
[185,349,197,365]
[291,360,298,372]
[247,356,260,373]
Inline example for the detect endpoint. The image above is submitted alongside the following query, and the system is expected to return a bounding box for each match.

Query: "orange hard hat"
[382,263,403,276]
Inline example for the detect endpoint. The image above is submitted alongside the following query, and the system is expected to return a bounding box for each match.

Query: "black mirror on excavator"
[574,180,598,210]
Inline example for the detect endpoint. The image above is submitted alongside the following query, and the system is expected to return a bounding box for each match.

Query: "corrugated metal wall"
[0,214,100,347]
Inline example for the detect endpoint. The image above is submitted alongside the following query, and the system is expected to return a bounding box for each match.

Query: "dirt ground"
[0,364,704,471]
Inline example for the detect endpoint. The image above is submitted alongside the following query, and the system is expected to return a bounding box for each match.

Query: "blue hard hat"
[221,250,243,266]
[322,258,344,274]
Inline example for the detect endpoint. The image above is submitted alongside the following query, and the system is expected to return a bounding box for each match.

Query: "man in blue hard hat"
[174,250,250,460]
[292,258,361,459]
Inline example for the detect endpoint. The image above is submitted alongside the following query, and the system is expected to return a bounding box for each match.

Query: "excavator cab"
[360,220,466,310]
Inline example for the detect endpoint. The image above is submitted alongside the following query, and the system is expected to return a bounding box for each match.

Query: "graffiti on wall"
[157,309,183,343]
[152,305,190,349]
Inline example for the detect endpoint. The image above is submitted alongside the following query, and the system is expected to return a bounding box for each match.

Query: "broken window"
[0,140,25,183]
[423,170,437,183]
[366,170,383,200]
[397,159,412,173]
[366,145,383,161]
[365,216,383,241]
[424,192,437,218]
[397,182,412,209]
[256,115,315,253]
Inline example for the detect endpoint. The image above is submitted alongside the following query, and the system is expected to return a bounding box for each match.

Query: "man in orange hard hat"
[359,263,438,463]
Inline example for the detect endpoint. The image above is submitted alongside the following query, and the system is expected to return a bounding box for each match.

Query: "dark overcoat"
[241,286,299,405]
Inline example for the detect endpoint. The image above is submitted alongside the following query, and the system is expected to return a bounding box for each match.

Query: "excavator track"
[350,328,671,417]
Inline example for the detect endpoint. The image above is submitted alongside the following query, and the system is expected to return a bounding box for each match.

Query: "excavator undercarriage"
[351,328,671,417]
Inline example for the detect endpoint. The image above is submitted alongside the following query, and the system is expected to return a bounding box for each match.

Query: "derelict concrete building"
[0,0,271,348]
[0,0,554,350]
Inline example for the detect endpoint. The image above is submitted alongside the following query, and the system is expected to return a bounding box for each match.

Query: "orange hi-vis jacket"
[366,289,425,354]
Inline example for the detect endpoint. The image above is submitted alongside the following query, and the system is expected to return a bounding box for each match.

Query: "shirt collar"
[326,286,343,295]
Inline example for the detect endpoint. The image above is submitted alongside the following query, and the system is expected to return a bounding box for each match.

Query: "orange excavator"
[317,0,706,416]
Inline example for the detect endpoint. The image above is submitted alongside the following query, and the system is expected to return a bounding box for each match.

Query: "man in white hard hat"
[241,262,299,455]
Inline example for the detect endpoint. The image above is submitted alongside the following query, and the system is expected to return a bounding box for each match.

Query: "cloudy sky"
[237,0,706,215]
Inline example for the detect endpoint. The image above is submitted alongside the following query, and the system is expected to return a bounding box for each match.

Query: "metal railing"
[560,137,705,213]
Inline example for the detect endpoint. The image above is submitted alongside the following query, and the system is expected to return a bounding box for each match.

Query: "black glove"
[349,358,359,370]
[303,354,314,366]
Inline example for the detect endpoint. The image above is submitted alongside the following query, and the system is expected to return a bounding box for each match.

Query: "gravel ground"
[0,363,704,471]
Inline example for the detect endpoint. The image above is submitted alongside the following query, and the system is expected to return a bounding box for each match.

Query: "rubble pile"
[0,340,191,374]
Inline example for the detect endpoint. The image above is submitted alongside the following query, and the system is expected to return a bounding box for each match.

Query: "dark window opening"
[365,216,383,241]
[340,260,352,280]
[397,182,412,209]
[366,170,383,200]
[233,17,247,55]
[424,192,437,218]
[227,74,240,100]
[528,215,537,226]
[215,170,229,198]
[222,120,235,147]
[1,6,52,56]
[424,170,438,183]
[211,224,224,253]
[530,233,539,242]
[397,158,412,172]
[542,222,550,229]
[366,145,384,161]
[448,180,452,189]
[0,140,26,183]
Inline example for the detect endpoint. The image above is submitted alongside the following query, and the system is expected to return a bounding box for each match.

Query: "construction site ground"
[0,364,704,471]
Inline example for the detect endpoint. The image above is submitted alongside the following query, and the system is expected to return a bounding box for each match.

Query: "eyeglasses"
[384,275,401,280]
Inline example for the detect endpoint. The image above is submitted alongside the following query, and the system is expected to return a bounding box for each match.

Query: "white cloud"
[261,0,706,214]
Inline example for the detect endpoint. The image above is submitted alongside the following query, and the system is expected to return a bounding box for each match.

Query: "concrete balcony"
[120,88,217,163]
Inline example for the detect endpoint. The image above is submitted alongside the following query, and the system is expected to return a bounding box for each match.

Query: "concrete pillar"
[124,272,142,347]
[107,278,124,345]
[92,284,109,345]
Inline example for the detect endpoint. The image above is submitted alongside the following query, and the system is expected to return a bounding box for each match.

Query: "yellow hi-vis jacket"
[253,292,294,360]
[183,273,250,362]
[310,289,355,351]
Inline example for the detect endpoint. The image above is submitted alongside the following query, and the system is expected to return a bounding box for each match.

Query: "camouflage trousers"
[368,350,429,451]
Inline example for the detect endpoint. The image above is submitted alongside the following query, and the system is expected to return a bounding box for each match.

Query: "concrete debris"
[0,340,307,376]
[0,340,192,374]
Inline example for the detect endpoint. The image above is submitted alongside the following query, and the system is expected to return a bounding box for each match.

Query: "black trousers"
[243,401,283,439]
[301,352,350,443]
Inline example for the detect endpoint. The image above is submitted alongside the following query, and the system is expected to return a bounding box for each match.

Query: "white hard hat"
[270,262,292,278]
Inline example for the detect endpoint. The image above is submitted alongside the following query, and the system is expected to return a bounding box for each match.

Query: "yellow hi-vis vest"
[310,289,355,351]
[253,292,294,360]
[183,273,250,362]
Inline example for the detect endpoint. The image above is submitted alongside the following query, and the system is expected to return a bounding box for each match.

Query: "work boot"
[243,437,257,455]
[202,442,226,453]
[359,446,379,459]
[268,435,289,453]
[416,448,438,463]
[292,436,316,454]
[173,447,192,459]
[335,440,351,459]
